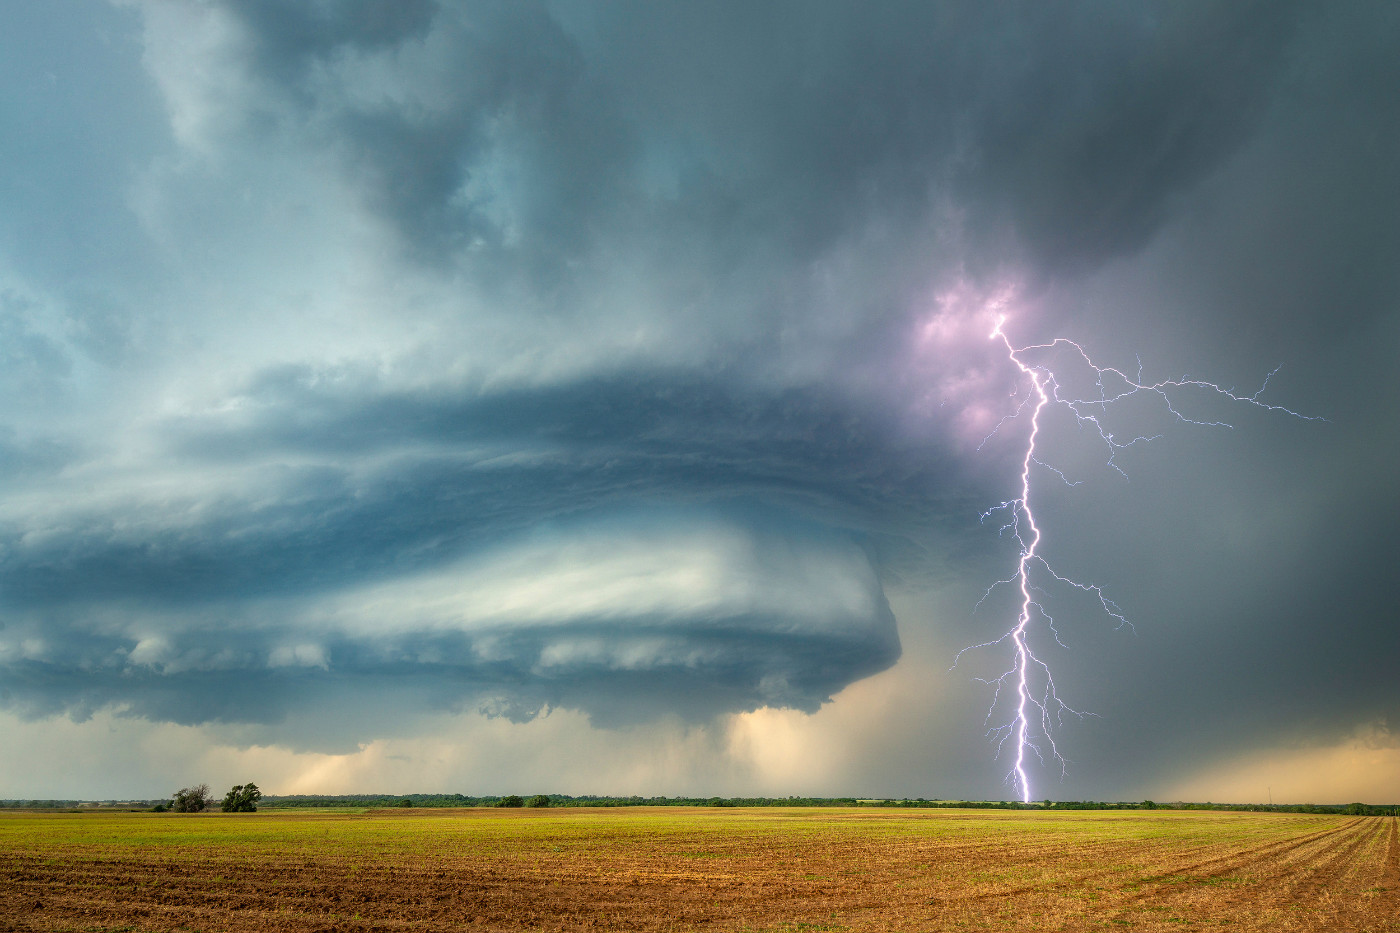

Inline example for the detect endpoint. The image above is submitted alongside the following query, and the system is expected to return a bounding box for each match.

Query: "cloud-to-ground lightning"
[959,316,1321,803]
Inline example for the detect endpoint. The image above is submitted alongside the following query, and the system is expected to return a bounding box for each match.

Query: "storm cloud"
[0,1,1395,800]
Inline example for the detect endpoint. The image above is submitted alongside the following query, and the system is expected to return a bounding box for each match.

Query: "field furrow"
[1,808,1395,933]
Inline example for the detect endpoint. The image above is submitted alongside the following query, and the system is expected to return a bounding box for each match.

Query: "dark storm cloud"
[5,602,899,734]
[0,428,75,478]
[2,371,970,609]
[967,1,1300,270]
[1013,0,1400,793]
[202,0,1302,281]
[230,0,437,67]
[5,593,899,729]
[0,369,947,729]
[212,0,614,266]
[0,0,1395,797]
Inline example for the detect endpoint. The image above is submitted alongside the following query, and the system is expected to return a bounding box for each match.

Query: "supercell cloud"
[0,1,1396,799]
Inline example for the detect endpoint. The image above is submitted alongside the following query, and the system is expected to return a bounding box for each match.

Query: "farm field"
[1,806,1396,932]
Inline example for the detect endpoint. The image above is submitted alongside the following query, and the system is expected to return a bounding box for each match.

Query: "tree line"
[149,783,262,813]
[3,794,1393,817]
[252,794,1399,816]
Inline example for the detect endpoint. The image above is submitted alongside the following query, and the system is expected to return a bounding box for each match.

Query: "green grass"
[6,808,1354,881]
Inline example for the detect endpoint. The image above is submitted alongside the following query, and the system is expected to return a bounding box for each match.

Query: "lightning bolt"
[957,315,1322,803]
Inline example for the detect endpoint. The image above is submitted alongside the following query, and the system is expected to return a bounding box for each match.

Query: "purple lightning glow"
[958,315,1321,803]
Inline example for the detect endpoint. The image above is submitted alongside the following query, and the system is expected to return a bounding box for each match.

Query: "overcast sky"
[1,1,1396,804]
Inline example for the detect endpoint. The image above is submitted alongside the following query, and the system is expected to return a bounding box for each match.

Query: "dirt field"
[1,807,1395,932]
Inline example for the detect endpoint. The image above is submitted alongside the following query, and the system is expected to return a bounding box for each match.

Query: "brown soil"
[1,808,1395,932]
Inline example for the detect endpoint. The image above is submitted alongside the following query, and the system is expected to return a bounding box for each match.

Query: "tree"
[171,784,213,813]
[496,795,523,808]
[220,783,262,813]
[525,794,551,808]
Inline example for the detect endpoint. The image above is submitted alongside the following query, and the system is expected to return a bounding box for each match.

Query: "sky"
[1,0,1396,804]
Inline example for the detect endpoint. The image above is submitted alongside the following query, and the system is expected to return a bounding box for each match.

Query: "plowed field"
[2,807,1395,932]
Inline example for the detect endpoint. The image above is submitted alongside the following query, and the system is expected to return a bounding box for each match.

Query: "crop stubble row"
[0,808,1395,932]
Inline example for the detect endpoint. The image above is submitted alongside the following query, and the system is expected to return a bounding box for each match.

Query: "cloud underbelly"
[0,507,900,729]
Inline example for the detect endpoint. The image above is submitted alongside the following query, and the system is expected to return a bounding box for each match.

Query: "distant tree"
[1141,800,1157,810]
[150,802,168,813]
[171,784,213,813]
[220,783,262,813]
[398,797,413,808]
[525,794,551,808]
[496,795,523,808]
